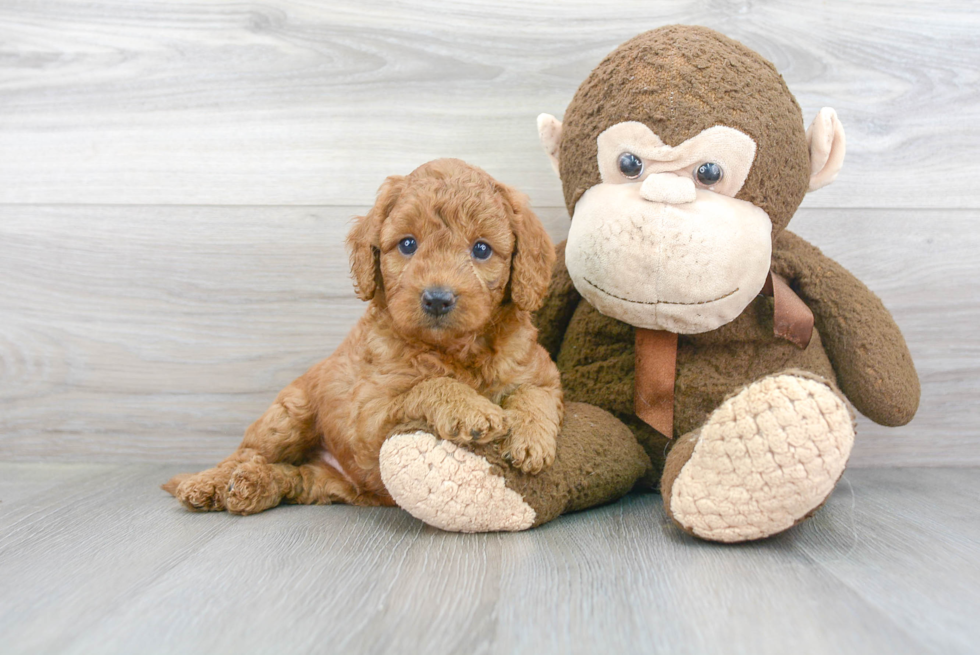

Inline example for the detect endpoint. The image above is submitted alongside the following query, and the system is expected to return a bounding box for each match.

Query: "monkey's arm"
[772,230,919,426]
[532,240,582,361]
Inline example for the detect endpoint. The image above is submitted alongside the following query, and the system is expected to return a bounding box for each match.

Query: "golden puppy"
[164,159,561,514]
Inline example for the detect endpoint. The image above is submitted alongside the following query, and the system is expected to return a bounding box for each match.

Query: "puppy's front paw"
[433,399,508,445]
[501,423,557,475]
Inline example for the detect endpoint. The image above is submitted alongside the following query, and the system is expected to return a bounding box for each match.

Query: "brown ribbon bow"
[633,272,814,438]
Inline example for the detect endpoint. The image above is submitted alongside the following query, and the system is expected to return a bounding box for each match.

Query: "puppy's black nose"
[421,287,457,317]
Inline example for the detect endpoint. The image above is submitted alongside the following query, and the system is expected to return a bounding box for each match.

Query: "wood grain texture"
[0,0,977,208]
[0,205,366,460]
[794,468,980,654]
[0,462,116,507]
[0,464,976,654]
[0,205,973,465]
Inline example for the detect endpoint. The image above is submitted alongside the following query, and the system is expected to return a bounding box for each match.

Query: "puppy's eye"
[471,241,492,260]
[695,162,723,186]
[618,152,643,179]
[398,237,417,256]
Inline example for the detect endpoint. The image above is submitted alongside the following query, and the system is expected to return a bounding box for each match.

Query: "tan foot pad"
[379,432,536,533]
[670,374,855,543]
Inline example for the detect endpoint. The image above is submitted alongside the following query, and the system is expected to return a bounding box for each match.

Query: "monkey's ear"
[347,175,404,301]
[806,108,846,192]
[537,113,563,176]
[498,182,555,312]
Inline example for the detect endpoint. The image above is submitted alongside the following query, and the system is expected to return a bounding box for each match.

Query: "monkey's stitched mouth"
[583,277,739,306]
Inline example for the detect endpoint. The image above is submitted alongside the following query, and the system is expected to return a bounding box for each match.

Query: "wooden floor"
[1,464,977,655]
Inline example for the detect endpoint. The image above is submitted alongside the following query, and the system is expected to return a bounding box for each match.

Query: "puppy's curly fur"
[164,159,561,514]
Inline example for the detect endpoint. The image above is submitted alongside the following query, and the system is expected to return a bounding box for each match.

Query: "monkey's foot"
[379,431,536,533]
[661,372,855,543]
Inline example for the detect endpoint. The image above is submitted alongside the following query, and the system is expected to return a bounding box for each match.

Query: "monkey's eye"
[695,162,723,186]
[471,241,492,261]
[618,152,644,179]
[398,237,418,255]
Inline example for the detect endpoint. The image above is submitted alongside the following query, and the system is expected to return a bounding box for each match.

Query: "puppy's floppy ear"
[347,175,404,301]
[497,182,555,312]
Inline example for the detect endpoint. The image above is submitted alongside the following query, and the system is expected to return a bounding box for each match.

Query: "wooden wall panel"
[1,206,973,466]
[0,1,975,465]
[0,0,977,208]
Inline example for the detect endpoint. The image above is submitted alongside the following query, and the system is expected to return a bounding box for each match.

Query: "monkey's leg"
[163,383,318,513]
[661,371,855,543]
[379,402,650,532]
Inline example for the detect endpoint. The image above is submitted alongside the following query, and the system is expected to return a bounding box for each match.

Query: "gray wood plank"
[0,462,117,508]
[4,466,975,654]
[0,463,239,653]
[0,205,364,461]
[485,502,923,655]
[0,205,974,465]
[794,468,980,654]
[0,0,976,208]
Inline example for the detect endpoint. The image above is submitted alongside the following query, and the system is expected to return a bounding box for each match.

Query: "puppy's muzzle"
[421,287,457,317]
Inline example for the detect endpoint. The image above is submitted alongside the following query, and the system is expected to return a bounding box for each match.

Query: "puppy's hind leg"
[225,459,394,514]
[163,456,244,512]
[239,382,319,464]
[165,382,320,513]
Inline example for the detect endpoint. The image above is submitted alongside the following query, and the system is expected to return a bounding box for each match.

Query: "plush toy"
[378,25,919,542]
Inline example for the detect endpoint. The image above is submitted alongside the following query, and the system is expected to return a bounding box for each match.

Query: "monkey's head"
[538,25,845,333]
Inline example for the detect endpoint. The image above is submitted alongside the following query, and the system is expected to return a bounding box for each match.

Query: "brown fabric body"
[631,275,815,438]
[557,293,837,487]
[557,25,810,237]
[535,234,919,489]
[465,402,651,527]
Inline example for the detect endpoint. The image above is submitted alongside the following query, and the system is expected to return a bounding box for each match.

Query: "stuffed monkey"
[378,25,919,542]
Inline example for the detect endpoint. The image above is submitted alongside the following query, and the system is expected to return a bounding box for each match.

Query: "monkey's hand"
[773,230,919,427]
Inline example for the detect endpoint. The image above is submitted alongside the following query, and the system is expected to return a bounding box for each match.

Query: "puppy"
[163,159,561,514]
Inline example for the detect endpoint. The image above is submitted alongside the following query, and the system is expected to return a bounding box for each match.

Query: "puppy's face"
[348,159,555,346]
[379,183,514,342]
